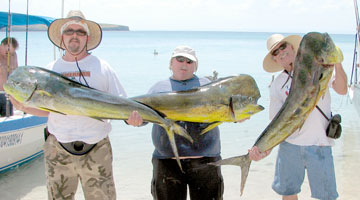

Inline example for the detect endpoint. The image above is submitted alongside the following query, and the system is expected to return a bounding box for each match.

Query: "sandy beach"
[0,115,359,200]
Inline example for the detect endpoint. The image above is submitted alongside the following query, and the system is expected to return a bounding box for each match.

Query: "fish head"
[294,32,342,92]
[3,66,39,103]
[230,95,264,120]
[298,32,343,68]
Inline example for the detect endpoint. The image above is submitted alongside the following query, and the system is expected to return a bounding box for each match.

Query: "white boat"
[0,111,47,172]
[0,8,53,173]
[349,0,360,116]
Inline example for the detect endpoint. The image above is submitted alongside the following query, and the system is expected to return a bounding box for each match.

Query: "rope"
[25,0,29,65]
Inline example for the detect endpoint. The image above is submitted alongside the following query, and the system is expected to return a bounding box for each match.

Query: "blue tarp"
[0,11,55,29]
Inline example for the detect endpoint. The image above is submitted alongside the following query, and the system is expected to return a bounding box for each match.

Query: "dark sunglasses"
[271,42,287,56]
[175,56,194,64]
[63,29,87,36]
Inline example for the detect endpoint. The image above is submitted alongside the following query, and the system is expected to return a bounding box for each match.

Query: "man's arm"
[332,63,348,95]
[9,96,49,117]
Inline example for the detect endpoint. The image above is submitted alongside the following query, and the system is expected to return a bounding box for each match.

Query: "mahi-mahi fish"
[3,66,192,171]
[131,74,264,135]
[210,32,344,196]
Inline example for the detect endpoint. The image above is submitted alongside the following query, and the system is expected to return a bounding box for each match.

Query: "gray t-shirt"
[149,75,221,159]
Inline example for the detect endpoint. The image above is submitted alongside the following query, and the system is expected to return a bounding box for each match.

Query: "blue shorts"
[272,141,338,200]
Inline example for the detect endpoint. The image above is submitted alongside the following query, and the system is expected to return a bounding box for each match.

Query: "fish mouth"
[321,64,334,68]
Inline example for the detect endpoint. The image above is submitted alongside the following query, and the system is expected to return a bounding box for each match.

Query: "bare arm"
[332,63,348,95]
[9,96,49,117]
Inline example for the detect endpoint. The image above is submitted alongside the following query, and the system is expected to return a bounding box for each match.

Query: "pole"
[5,0,11,117]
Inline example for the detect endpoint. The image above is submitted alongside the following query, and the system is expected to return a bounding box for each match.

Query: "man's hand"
[248,146,272,161]
[126,111,144,126]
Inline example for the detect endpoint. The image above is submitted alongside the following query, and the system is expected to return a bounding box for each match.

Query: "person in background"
[0,37,18,117]
[9,10,140,200]
[248,34,347,200]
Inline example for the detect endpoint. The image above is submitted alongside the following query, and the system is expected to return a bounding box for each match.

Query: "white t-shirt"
[269,71,334,146]
[46,54,126,144]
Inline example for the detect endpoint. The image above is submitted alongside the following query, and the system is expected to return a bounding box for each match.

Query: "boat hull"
[0,114,47,173]
[349,84,360,117]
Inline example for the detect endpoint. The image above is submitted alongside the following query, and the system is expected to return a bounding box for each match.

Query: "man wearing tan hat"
[9,10,141,200]
[248,34,347,200]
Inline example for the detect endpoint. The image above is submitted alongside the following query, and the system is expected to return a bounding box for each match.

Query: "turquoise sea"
[0,31,359,199]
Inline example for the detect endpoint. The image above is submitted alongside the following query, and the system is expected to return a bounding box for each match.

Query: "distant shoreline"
[0,23,130,32]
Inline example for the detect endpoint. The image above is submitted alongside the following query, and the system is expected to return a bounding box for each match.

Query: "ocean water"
[0,31,359,199]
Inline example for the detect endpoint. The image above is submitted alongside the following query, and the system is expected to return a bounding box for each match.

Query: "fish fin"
[36,90,52,97]
[209,154,251,196]
[200,122,223,135]
[165,120,193,143]
[161,124,184,173]
[90,117,105,122]
[38,107,66,115]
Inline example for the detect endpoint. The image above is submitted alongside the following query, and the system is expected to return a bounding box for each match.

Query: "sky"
[1,0,357,34]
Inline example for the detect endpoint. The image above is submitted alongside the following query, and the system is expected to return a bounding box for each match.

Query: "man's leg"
[78,137,116,200]
[44,135,79,200]
[151,158,187,200]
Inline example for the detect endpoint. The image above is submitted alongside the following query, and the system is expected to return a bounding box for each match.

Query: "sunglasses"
[175,56,194,64]
[271,42,287,56]
[63,29,87,36]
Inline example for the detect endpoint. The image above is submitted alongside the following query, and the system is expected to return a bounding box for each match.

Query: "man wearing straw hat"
[9,10,141,200]
[0,37,18,117]
[248,34,347,200]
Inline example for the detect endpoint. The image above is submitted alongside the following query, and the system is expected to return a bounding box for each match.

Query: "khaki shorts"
[44,134,116,200]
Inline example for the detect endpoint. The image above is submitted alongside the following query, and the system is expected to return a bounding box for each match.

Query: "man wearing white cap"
[146,45,223,200]
[9,10,140,200]
[249,34,347,200]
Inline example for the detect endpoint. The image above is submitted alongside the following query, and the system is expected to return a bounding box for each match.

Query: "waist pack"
[316,106,342,139]
[45,128,97,155]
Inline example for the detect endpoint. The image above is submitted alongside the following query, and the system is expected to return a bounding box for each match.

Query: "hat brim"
[48,17,102,51]
[172,53,197,62]
[263,35,302,73]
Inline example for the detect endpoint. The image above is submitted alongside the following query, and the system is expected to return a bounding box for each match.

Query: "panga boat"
[0,111,47,172]
[0,8,53,173]
[349,0,360,116]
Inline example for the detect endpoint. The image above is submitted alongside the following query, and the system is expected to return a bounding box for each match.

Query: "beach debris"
[205,70,219,81]
[210,32,344,196]
[132,74,264,135]
[3,66,191,172]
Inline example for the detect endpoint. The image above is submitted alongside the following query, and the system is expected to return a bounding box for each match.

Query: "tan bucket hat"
[47,10,102,51]
[263,34,302,73]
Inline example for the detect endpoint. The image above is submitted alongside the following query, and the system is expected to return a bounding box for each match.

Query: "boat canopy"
[0,11,55,29]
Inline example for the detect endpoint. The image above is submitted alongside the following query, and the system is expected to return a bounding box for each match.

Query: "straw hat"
[47,10,102,51]
[263,34,302,73]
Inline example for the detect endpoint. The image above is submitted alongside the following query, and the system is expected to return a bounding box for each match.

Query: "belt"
[45,127,97,156]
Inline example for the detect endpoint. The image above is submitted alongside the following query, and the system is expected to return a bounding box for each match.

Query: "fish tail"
[209,154,251,196]
[161,125,184,173]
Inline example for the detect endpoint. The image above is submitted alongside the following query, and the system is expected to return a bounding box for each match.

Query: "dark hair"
[1,37,19,49]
